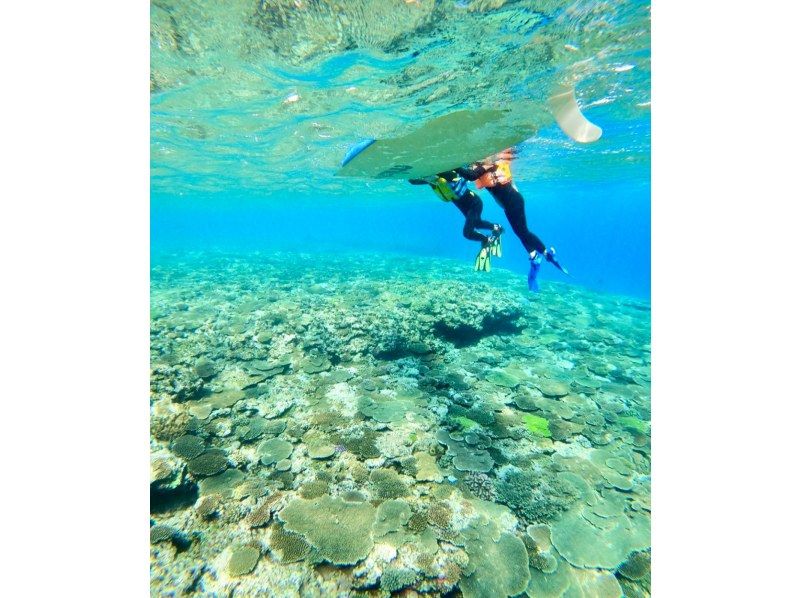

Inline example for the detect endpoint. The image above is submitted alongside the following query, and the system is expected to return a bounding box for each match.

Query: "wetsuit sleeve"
[455,164,496,181]
[408,179,429,185]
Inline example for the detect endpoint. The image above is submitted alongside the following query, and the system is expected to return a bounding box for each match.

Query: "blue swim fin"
[528,253,543,291]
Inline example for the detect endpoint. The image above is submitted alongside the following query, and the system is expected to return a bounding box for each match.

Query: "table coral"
[278,496,377,565]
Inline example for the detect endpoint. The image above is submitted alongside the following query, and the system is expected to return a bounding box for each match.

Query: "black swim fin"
[545,247,570,276]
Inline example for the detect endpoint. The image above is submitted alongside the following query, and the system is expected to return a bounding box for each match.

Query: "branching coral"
[407,511,429,534]
[369,468,409,499]
[300,480,329,499]
[269,524,312,563]
[464,472,497,501]
[245,491,286,528]
[494,466,576,524]
[381,567,420,592]
[426,502,453,529]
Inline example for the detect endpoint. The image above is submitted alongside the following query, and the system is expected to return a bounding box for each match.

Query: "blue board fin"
[341,138,376,167]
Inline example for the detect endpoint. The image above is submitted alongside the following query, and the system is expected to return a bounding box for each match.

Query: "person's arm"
[408,178,429,185]
[456,163,496,181]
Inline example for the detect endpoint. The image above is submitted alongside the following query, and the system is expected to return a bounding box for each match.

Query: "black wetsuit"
[456,164,546,255]
[409,171,495,243]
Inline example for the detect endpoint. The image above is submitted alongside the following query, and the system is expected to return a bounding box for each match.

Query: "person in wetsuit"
[459,149,568,291]
[409,170,504,271]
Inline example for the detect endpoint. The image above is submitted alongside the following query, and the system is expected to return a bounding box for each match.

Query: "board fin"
[548,85,602,143]
[341,138,376,167]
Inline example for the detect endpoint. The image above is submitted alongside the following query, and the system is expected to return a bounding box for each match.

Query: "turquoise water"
[151,1,650,596]
[152,173,650,298]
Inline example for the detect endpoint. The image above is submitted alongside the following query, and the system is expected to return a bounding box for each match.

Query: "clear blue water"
[152,173,649,298]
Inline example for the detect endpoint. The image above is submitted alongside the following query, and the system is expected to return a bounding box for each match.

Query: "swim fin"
[490,235,502,257]
[488,226,503,258]
[528,252,543,291]
[545,246,570,276]
[475,245,491,272]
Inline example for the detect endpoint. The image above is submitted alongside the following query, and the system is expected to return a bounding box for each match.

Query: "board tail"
[548,85,602,143]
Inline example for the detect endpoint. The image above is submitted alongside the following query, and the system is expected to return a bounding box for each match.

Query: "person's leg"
[491,185,547,289]
[492,185,546,255]
[467,193,496,232]
[453,195,489,243]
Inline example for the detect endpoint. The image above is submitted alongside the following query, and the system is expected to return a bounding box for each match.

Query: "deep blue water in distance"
[152,175,650,299]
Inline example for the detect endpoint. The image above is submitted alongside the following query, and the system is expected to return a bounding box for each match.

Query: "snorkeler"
[409,170,504,272]
[458,149,569,291]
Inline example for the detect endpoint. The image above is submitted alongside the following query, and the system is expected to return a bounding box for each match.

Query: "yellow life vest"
[431,176,467,202]
[475,149,514,189]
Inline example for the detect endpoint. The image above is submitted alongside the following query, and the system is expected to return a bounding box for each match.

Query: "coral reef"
[617,549,651,581]
[522,413,552,438]
[257,438,293,466]
[194,494,220,520]
[244,491,285,528]
[150,411,193,442]
[150,524,177,544]
[551,509,650,569]
[461,527,531,598]
[171,434,206,460]
[269,524,312,563]
[194,358,217,380]
[369,468,410,500]
[307,443,336,459]
[436,429,494,473]
[494,466,577,524]
[150,252,651,596]
[381,567,420,592]
[278,496,377,565]
[197,469,245,497]
[227,544,260,577]
[414,451,443,482]
[407,511,429,534]
[299,480,329,499]
[618,416,650,435]
[374,499,412,536]
[526,549,624,597]
[463,472,497,502]
[186,449,229,477]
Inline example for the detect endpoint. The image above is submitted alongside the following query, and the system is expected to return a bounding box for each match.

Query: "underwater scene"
[150,1,651,597]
